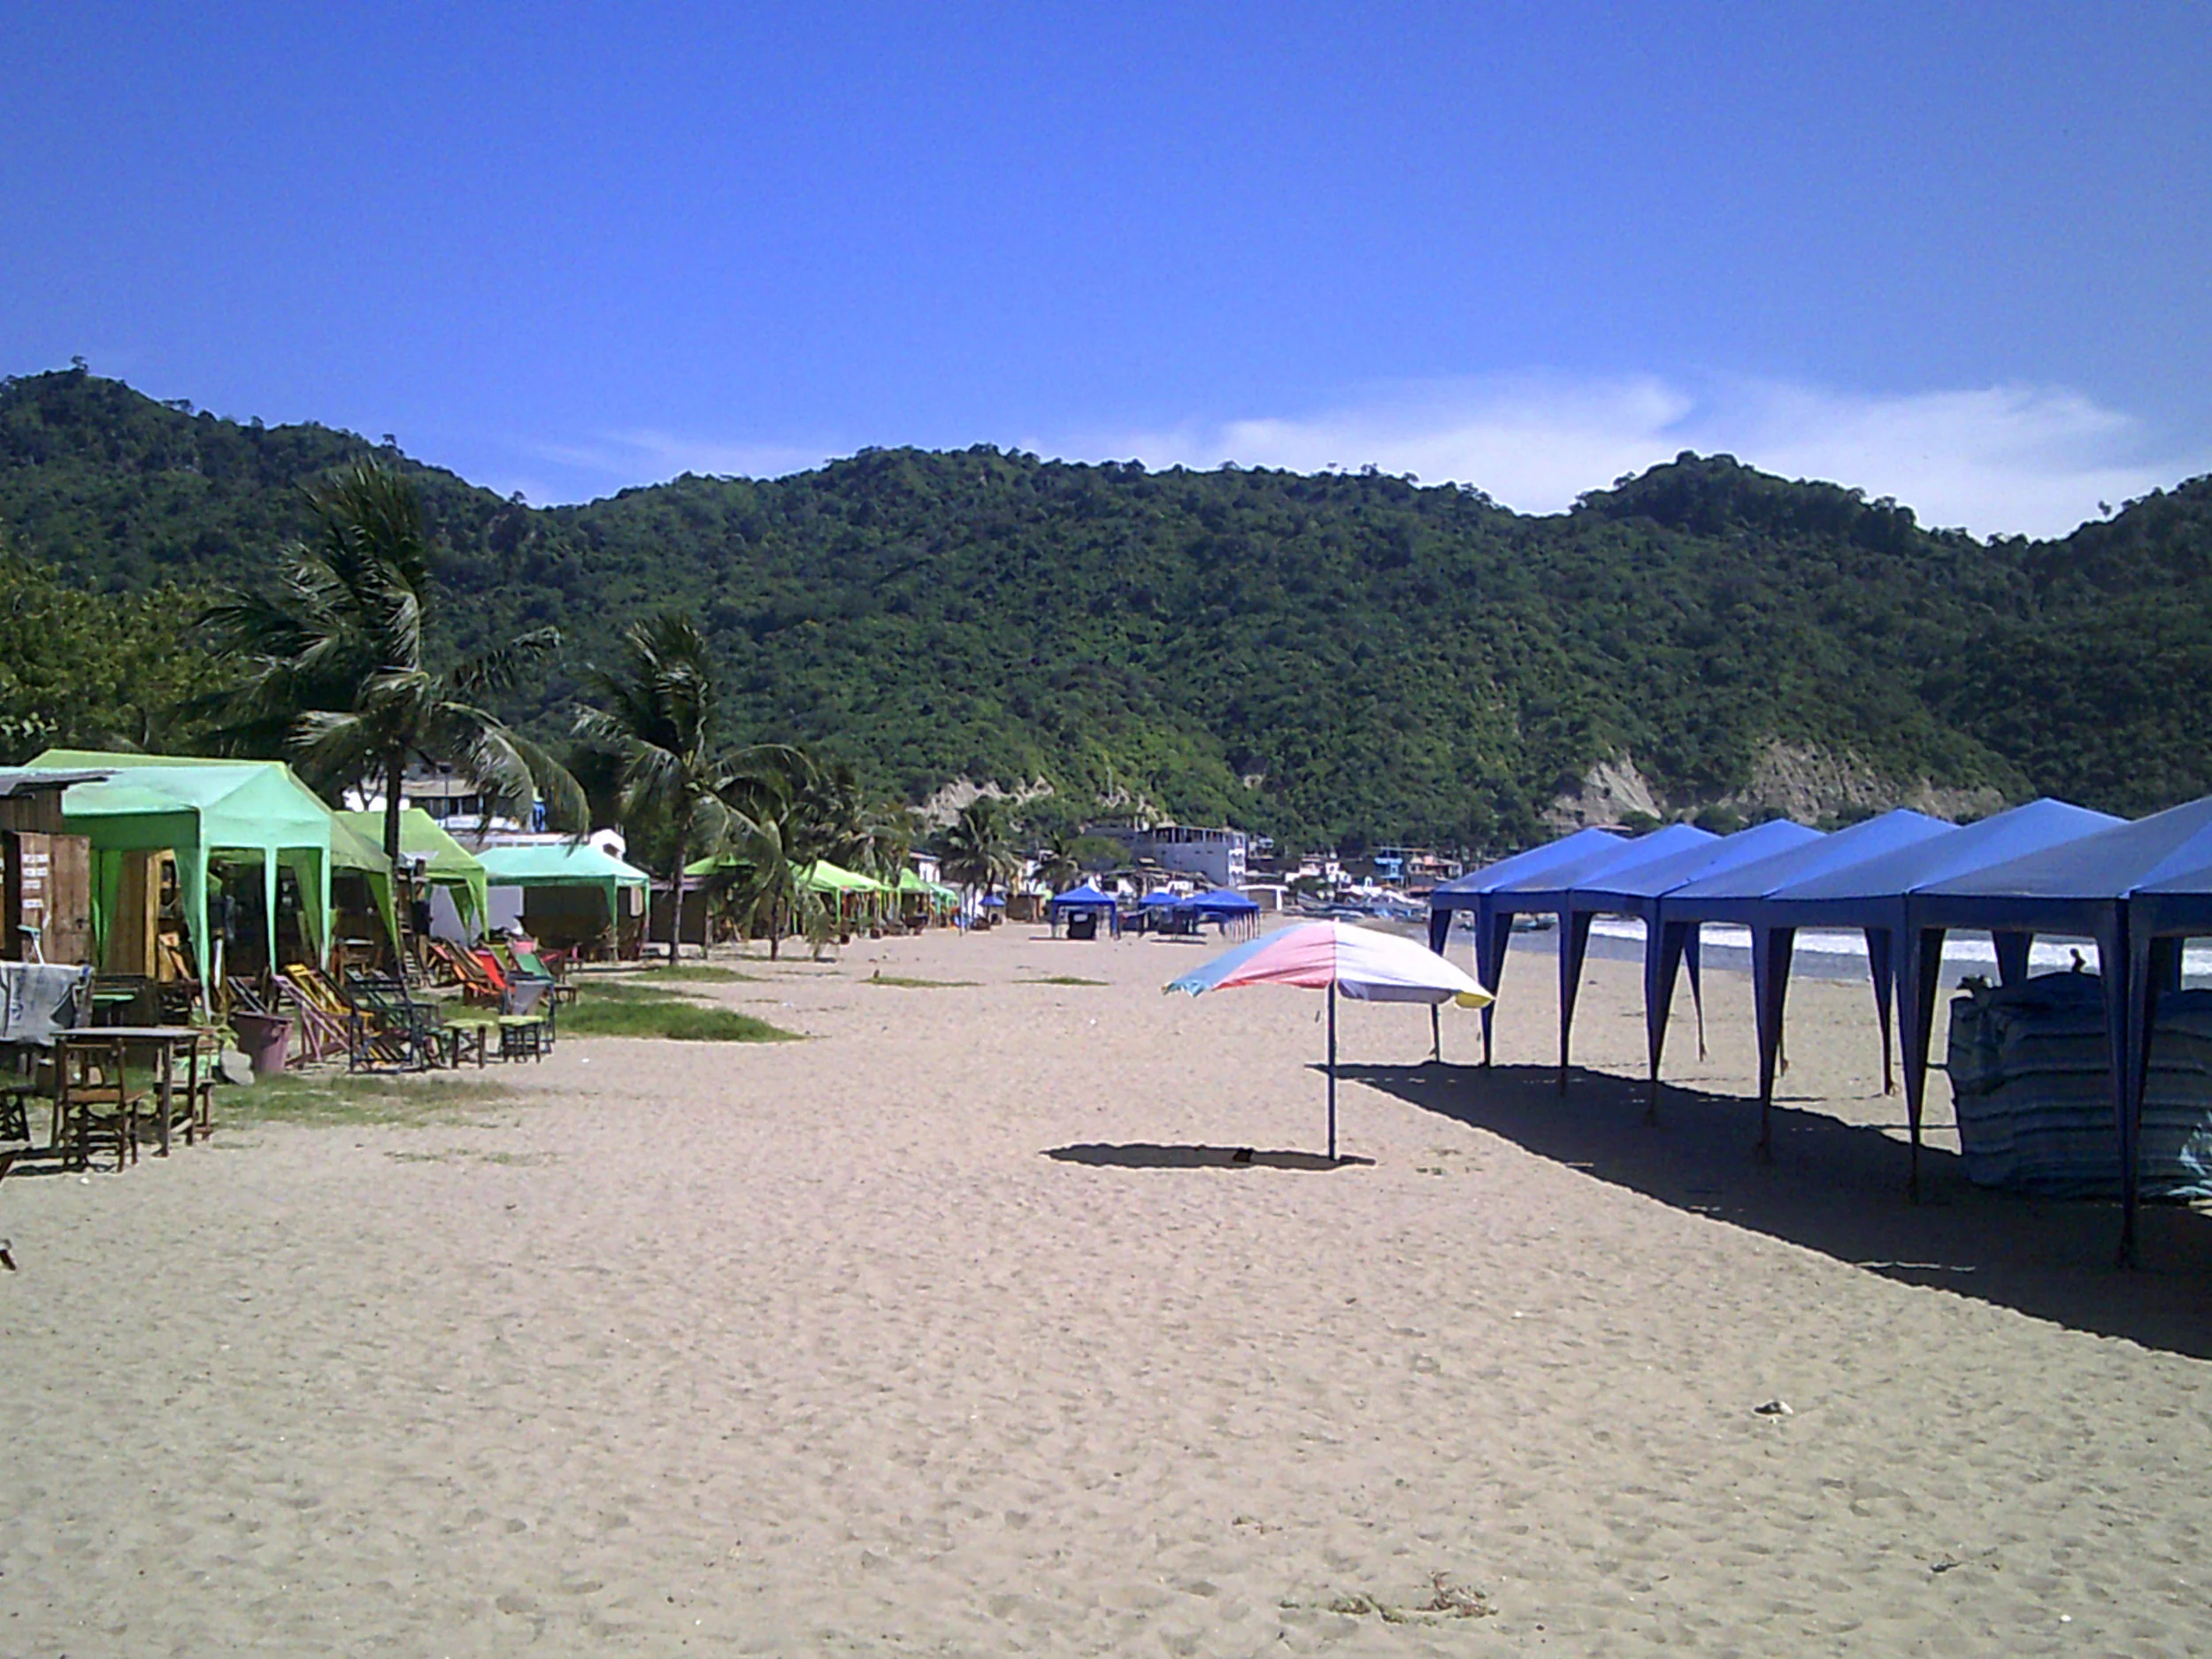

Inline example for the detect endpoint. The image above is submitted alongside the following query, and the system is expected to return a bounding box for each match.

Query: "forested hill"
[4,365,2210,851]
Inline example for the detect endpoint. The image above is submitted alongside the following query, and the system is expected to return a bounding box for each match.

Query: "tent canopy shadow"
[1044,1143,1375,1171]
[1338,1061,2212,1360]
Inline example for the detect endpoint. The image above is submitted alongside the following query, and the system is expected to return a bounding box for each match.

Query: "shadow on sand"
[1337,1060,2212,1361]
[1045,1142,1375,1172]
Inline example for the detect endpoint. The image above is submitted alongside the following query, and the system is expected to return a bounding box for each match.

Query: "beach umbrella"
[1164,921,1494,1159]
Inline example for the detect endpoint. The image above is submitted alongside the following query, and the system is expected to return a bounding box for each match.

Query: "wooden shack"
[0,771,101,966]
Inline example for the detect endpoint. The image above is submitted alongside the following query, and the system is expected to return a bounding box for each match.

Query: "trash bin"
[230,1011,292,1079]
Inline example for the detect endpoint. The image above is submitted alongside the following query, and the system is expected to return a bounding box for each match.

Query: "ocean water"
[1517,915,2212,989]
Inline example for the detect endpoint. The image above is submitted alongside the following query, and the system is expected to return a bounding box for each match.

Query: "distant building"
[396,766,526,831]
[1088,822,1248,888]
[1369,846,1464,888]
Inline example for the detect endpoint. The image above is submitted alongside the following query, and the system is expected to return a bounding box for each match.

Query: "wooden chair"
[54,1034,144,1172]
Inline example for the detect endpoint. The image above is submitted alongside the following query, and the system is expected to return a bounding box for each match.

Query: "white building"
[1090,823,1248,889]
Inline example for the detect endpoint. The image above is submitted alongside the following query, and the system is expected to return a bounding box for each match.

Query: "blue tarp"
[1907,795,2212,1261]
[1466,824,1717,1065]
[1563,818,1824,1106]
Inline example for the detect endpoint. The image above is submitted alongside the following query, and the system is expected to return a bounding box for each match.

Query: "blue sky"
[7,1,2208,535]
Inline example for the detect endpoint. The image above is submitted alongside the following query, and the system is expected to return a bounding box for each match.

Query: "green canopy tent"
[797,859,895,895]
[27,749,379,977]
[681,854,896,894]
[326,812,404,958]
[895,867,961,910]
[681,853,905,935]
[338,808,490,931]
[475,841,650,940]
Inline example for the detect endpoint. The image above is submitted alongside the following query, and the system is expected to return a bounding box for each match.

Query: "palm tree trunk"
[383,748,406,872]
[668,860,686,966]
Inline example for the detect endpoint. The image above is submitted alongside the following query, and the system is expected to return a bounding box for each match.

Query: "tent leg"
[1327,980,1339,1163]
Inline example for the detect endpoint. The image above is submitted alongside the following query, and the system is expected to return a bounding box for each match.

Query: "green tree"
[201,458,584,870]
[697,784,832,960]
[572,611,803,964]
[936,798,1019,910]
[1032,832,1082,893]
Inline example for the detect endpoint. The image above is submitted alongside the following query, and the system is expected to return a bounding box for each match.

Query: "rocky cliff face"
[1546,741,2007,832]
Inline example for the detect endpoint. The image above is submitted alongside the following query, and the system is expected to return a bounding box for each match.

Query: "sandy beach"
[4,923,2209,1655]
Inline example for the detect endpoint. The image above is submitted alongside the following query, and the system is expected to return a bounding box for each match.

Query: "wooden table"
[57,1026,211,1159]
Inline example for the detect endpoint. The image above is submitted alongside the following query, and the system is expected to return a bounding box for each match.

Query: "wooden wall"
[3,830,93,964]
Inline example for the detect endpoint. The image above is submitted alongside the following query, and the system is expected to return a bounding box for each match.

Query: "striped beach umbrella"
[1165,921,1493,1159]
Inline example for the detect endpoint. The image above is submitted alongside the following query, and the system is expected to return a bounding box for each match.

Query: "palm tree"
[936,798,1020,916]
[1033,832,1083,894]
[786,758,875,871]
[698,791,833,960]
[572,611,803,964]
[203,458,585,870]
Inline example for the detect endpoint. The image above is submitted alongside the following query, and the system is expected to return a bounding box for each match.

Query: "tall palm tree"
[936,798,1020,914]
[1033,832,1083,894]
[203,458,585,870]
[572,611,803,964]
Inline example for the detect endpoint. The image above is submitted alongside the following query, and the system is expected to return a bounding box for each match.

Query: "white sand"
[4,926,2209,1655]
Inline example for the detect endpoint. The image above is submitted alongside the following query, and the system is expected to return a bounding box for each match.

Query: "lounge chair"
[274,967,349,1064]
[341,972,445,1073]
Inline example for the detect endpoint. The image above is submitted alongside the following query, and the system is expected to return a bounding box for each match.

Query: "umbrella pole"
[1429,1003,1440,1063]
[1327,979,1339,1163]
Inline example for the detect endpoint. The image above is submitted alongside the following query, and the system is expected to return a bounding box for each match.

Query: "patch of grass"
[578,978,701,1004]
[865,973,979,989]
[1020,973,1108,987]
[220,1072,515,1128]
[565,992,799,1042]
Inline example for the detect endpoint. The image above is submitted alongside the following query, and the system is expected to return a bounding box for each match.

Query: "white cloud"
[528,429,832,487]
[1048,373,2211,540]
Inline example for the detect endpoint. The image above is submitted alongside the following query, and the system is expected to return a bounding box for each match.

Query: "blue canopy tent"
[1187,887,1261,938]
[1048,882,1120,939]
[1477,824,1719,1075]
[1763,798,2122,1194]
[2124,853,2212,1259]
[1662,810,1954,1155]
[1566,818,1824,1111]
[1425,826,1627,1064]
[1909,797,2212,1264]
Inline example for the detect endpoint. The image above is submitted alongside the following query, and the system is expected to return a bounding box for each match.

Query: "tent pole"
[1327,979,1339,1163]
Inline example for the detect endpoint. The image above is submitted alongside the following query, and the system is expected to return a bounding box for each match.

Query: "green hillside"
[3,365,2208,850]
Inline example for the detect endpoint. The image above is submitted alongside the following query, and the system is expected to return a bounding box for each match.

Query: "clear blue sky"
[7,1,2208,534]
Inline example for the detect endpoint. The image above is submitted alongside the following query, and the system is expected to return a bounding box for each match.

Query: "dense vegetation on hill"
[3,365,2208,850]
